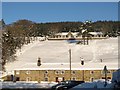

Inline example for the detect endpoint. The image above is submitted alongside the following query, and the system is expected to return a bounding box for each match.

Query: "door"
[56,77,58,82]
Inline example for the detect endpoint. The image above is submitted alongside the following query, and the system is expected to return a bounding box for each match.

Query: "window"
[101,70,110,74]
[26,77,31,81]
[16,71,20,75]
[61,70,65,74]
[90,71,94,74]
[101,71,104,74]
[56,77,58,82]
[55,70,60,74]
[107,71,111,74]
[107,77,111,79]
[63,77,65,81]
[102,77,105,79]
[72,77,76,81]
[102,77,111,79]
[72,71,76,74]
[45,70,48,74]
[45,77,48,81]
[55,70,65,74]
[90,77,94,82]
[26,71,30,74]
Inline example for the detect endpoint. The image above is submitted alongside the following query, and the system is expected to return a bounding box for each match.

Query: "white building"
[49,31,80,39]
[49,31,104,40]
[89,32,104,37]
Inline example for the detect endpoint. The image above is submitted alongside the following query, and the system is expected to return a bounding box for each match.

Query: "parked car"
[51,81,66,90]
[51,80,84,90]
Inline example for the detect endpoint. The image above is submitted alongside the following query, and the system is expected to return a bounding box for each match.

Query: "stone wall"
[14,69,116,82]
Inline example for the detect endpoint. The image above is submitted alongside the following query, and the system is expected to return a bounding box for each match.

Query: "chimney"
[37,57,41,66]
[81,60,84,65]
[81,58,84,65]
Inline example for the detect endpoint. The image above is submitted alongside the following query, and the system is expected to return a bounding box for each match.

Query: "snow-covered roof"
[14,62,118,71]
[82,29,87,33]
[89,32,103,35]
[55,32,68,36]
[55,32,79,36]
[72,32,79,36]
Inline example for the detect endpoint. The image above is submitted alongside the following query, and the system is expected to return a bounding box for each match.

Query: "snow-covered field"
[4,37,118,74]
[1,81,56,89]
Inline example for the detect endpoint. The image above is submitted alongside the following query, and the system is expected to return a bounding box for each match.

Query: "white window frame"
[61,70,65,74]
[90,71,94,74]
[55,70,60,74]
[26,77,31,81]
[45,70,48,74]
[71,71,76,74]
[90,77,94,82]
[101,70,110,74]
[16,70,20,75]
[44,77,49,81]
[26,70,30,74]
[107,71,111,74]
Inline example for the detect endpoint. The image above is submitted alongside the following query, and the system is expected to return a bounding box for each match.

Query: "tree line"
[1,19,120,70]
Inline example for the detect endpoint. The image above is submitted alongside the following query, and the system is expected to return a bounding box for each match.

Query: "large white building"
[49,31,80,39]
[49,31,104,40]
[89,32,104,37]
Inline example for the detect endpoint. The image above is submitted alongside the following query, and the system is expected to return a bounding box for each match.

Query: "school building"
[13,62,118,83]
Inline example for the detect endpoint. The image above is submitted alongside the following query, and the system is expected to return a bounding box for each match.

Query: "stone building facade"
[14,63,117,83]
[14,69,116,83]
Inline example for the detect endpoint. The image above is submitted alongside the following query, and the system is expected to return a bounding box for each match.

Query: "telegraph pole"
[103,65,108,87]
[69,49,72,80]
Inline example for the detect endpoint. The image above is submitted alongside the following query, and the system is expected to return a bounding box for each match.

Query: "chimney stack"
[81,58,84,65]
[37,57,41,66]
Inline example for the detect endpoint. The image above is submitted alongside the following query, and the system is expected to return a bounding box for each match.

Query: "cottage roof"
[14,62,118,71]
[55,32,68,36]
[55,32,79,36]
[72,32,79,36]
[89,32,103,35]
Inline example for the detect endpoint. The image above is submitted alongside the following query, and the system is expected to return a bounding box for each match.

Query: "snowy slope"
[4,37,118,74]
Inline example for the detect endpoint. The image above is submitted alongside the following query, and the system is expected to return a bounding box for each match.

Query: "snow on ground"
[4,37,118,74]
[1,81,57,89]
[70,80,114,90]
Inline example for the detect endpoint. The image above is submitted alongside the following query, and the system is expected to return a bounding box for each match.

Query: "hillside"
[5,37,118,73]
